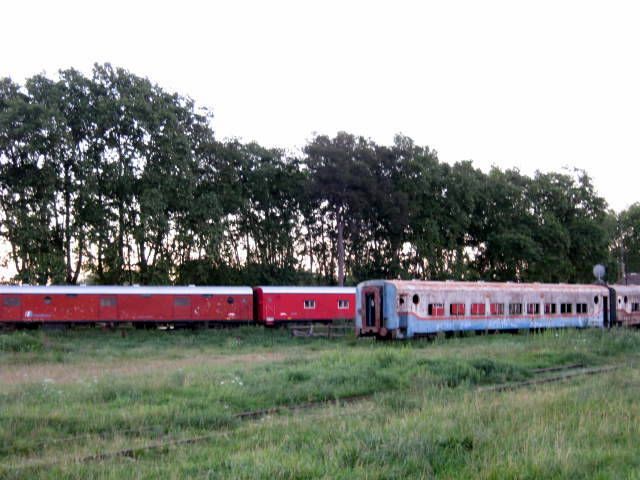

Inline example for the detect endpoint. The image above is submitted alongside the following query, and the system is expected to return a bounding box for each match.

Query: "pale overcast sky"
[2,0,639,211]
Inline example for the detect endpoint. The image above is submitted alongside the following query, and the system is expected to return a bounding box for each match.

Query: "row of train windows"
[422,302,589,316]
[304,300,351,309]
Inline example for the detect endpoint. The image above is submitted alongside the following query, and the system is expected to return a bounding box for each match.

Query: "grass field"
[1,327,640,479]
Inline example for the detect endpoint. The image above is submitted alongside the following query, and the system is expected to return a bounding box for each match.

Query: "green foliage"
[0,332,44,352]
[0,66,620,286]
[618,203,640,275]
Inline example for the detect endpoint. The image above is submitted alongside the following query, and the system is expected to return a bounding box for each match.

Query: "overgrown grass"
[0,326,321,364]
[1,328,640,478]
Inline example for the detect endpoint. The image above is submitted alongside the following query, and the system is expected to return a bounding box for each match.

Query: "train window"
[594,296,599,304]
[544,303,557,314]
[527,304,540,315]
[100,297,117,307]
[576,303,588,314]
[3,297,20,307]
[508,303,523,315]
[560,303,573,314]
[412,294,420,305]
[304,300,316,309]
[175,297,190,306]
[624,296,628,303]
[632,303,640,312]
[398,295,406,306]
[227,296,235,304]
[428,303,444,315]
[471,303,485,316]
[338,299,350,309]
[450,303,465,316]
[490,303,504,315]
[43,296,52,305]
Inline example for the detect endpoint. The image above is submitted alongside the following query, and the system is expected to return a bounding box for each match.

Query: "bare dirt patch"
[0,351,286,386]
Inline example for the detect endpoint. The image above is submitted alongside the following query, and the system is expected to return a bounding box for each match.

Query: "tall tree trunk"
[64,165,72,284]
[118,204,125,284]
[337,207,345,286]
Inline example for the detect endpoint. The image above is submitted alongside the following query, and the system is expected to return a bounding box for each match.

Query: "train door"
[361,286,383,335]
[173,296,192,321]
[99,296,118,322]
[225,295,238,321]
[603,294,609,328]
[608,287,617,327]
[265,296,276,325]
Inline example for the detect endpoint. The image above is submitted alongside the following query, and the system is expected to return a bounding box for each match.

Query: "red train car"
[253,286,356,326]
[0,285,253,326]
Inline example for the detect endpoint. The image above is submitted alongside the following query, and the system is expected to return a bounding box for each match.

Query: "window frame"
[490,303,504,315]
[470,303,486,316]
[304,299,316,309]
[560,303,573,314]
[100,297,117,308]
[174,297,191,307]
[3,296,20,307]
[508,303,523,315]
[449,303,465,316]
[428,303,445,316]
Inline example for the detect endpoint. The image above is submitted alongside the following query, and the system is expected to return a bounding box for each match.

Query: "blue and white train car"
[356,280,609,339]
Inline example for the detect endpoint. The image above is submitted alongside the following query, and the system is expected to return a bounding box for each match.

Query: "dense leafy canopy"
[0,65,630,285]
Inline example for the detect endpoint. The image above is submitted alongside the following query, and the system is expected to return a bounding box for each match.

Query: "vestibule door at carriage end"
[361,287,382,334]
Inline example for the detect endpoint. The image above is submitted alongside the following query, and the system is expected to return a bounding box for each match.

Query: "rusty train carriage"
[357,280,609,339]
[613,285,640,327]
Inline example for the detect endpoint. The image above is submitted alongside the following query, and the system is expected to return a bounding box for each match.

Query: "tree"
[304,133,377,285]
[0,77,65,283]
[618,203,640,276]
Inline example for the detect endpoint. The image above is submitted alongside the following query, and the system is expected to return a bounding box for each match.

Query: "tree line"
[0,64,637,286]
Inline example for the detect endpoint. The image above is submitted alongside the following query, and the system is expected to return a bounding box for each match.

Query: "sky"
[2,0,639,212]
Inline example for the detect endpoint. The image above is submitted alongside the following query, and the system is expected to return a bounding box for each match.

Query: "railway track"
[477,364,625,393]
[6,360,633,471]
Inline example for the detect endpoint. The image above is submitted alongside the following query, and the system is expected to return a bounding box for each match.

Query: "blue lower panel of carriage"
[402,314,601,337]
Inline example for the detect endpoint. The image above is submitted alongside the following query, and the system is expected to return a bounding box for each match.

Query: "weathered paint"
[0,287,254,324]
[611,284,640,326]
[254,286,355,325]
[356,280,608,338]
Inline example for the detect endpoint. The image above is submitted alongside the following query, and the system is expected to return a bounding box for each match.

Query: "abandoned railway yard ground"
[1,327,640,479]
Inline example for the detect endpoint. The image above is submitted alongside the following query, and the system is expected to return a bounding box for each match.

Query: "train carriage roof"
[361,280,606,294]
[0,285,253,295]
[256,286,355,294]
[611,284,640,296]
